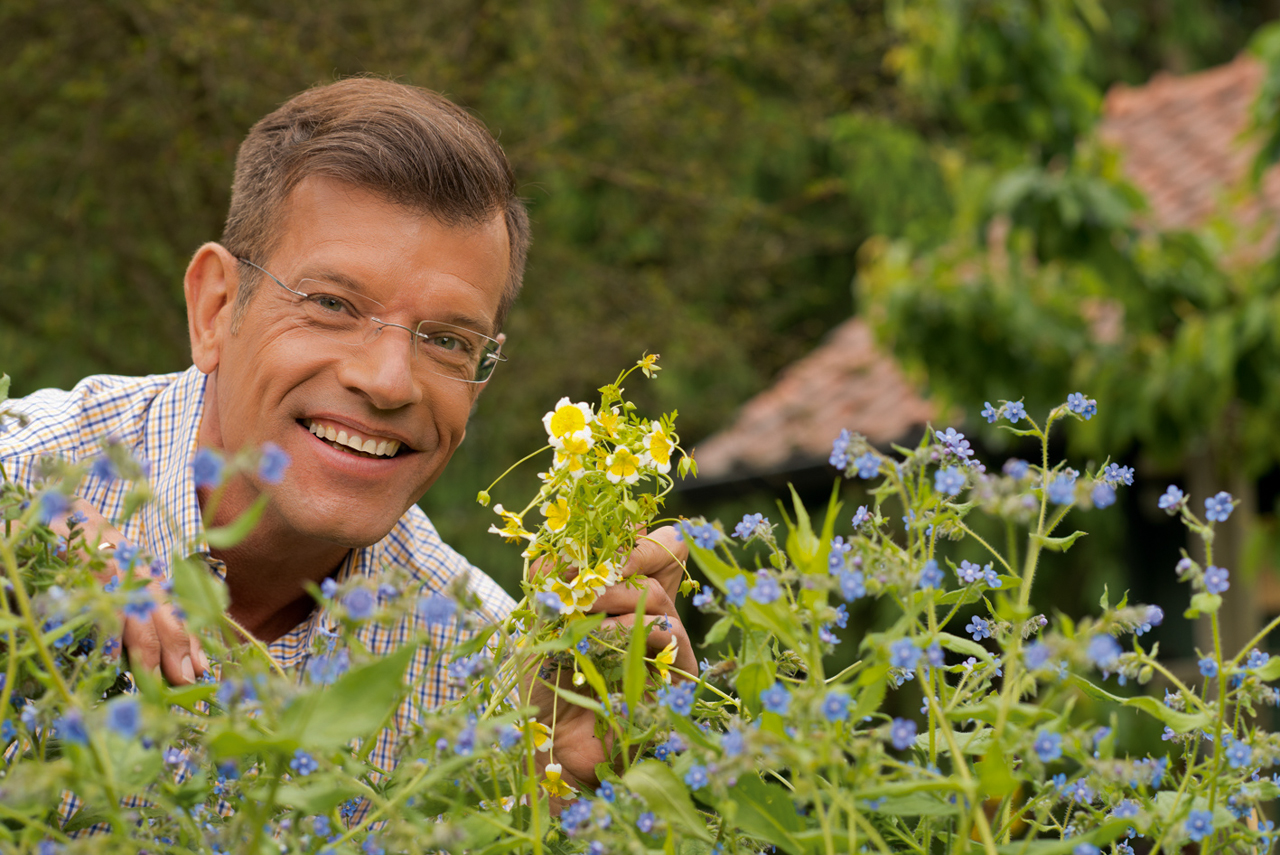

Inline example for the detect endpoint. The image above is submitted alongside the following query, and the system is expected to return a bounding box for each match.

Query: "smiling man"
[0,78,695,789]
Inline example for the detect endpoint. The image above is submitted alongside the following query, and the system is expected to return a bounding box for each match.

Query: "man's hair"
[221,76,529,332]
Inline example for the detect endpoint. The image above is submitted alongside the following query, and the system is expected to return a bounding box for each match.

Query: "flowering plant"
[0,364,1276,855]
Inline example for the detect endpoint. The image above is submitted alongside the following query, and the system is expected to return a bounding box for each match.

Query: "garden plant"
[0,358,1276,854]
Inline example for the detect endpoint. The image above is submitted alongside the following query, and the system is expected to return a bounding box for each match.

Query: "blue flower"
[1004,458,1030,479]
[1135,605,1164,636]
[918,559,943,589]
[1,720,15,742]
[956,560,984,585]
[89,455,118,482]
[258,442,291,484]
[1087,634,1122,670]
[965,617,990,641]
[925,644,945,669]
[829,429,852,469]
[596,781,615,803]
[734,513,766,540]
[1047,474,1076,505]
[1024,642,1049,670]
[307,649,350,685]
[361,838,385,855]
[691,589,715,610]
[320,577,339,599]
[749,572,782,604]
[853,452,880,480]
[1004,401,1027,422]
[691,523,722,549]
[981,402,999,423]
[684,764,709,790]
[1073,844,1099,855]
[890,639,922,671]
[1205,491,1235,523]
[657,682,695,716]
[1063,780,1093,803]
[838,570,866,601]
[760,683,791,715]
[1224,736,1253,769]
[725,575,748,607]
[1204,565,1230,594]
[535,591,564,617]
[343,587,376,621]
[1185,809,1214,842]
[105,698,140,738]
[1066,393,1097,419]
[55,709,88,745]
[1033,730,1062,762]
[889,717,917,750]
[416,593,456,626]
[1102,463,1134,486]
[312,815,331,837]
[1247,648,1270,669]
[37,491,70,526]
[290,749,318,776]
[1091,483,1116,509]
[821,691,851,722]
[851,505,872,528]
[1199,657,1219,678]
[833,604,849,628]
[454,726,476,756]
[721,729,745,757]
[1158,485,1185,512]
[561,798,592,831]
[637,812,656,834]
[935,466,965,496]
[191,448,225,489]
[123,589,156,621]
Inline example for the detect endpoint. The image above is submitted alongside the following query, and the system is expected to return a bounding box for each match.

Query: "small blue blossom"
[1204,565,1230,594]
[1224,735,1253,769]
[55,709,88,745]
[956,560,984,585]
[561,798,592,831]
[123,589,157,621]
[1066,393,1097,419]
[965,616,991,641]
[417,593,456,626]
[890,639,922,671]
[90,455,118,482]
[1047,474,1076,505]
[37,491,70,526]
[935,466,965,496]
[889,718,917,750]
[981,402,999,423]
[833,604,849,629]
[535,591,564,617]
[1102,463,1134,486]
[454,726,476,756]
[290,749,318,776]
[918,559,943,589]
[828,535,852,571]
[105,699,140,738]
[725,575,748,607]
[1158,485,1185,512]
[637,812,656,834]
[684,764,709,790]
[925,644,945,669]
[690,523,723,550]
[760,683,791,715]
[596,781,615,803]
[1003,401,1027,422]
[1135,605,1164,636]
[853,452,880,480]
[320,577,338,599]
[1205,491,1235,523]
[258,442,291,484]
[343,587,376,621]
[1,720,15,742]
[721,729,745,757]
[1033,730,1062,762]
[657,682,695,716]
[821,691,851,722]
[1198,657,1218,678]
[734,513,767,540]
[191,448,225,489]
[838,570,866,601]
[163,746,184,765]
[1185,809,1214,842]
[691,589,715,610]
[1004,458,1030,479]
[851,505,872,528]
[1091,482,1116,509]
[1073,844,1099,855]
[1087,634,1122,671]
[829,429,852,469]
[1247,648,1270,669]
[749,572,782,604]
[307,649,350,685]
[1024,642,1049,670]
[1063,780,1093,803]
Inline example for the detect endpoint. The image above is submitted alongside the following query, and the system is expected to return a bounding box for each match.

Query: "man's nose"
[336,328,423,410]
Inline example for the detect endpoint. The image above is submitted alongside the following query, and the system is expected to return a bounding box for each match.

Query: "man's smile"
[301,418,407,459]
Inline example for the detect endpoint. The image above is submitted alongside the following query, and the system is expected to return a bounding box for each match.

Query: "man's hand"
[528,525,698,791]
[51,498,208,685]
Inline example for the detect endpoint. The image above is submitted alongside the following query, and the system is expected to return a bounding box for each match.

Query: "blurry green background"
[4,0,1279,636]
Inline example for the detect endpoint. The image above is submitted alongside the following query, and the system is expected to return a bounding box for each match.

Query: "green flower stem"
[918,670,997,855]
[954,523,1014,575]
[0,538,74,705]
[1139,654,1212,714]
[1206,609,1227,820]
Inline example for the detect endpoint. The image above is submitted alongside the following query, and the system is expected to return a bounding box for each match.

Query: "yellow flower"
[605,447,641,485]
[542,398,594,449]
[654,637,679,683]
[541,762,576,797]
[638,352,662,378]
[639,422,674,474]
[518,719,552,753]
[488,504,534,543]
[596,407,623,438]
[540,496,571,532]
[560,433,592,456]
[553,449,587,479]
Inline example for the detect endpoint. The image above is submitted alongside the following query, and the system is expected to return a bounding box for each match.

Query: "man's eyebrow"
[300,267,497,335]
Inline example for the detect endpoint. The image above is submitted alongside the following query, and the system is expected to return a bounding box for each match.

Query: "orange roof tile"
[691,318,937,481]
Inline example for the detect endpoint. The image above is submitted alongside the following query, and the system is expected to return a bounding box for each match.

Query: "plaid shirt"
[3,366,516,807]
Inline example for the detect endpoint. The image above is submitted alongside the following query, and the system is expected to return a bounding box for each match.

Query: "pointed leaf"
[623,761,713,842]
[204,493,271,549]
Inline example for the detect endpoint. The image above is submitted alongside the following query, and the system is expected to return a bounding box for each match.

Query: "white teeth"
[305,420,401,458]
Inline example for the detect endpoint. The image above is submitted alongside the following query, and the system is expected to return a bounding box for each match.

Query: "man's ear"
[185,243,239,373]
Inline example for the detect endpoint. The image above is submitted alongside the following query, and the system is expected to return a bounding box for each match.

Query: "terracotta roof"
[1099,54,1280,238]
[691,318,937,482]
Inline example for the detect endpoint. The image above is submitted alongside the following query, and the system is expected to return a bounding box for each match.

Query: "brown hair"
[221,77,529,332]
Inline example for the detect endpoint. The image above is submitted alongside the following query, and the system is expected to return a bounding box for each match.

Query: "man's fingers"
[618,526,687,592]
[599,612,699,677]
[588,575,675,617]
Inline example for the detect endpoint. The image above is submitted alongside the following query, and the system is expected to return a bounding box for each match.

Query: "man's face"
[197,175,510,547]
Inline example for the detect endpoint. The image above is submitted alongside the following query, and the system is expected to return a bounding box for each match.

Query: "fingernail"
[197,649,210,674]
[181,655,195,684]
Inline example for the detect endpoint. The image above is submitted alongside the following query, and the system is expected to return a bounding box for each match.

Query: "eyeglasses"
[238,258,506,384]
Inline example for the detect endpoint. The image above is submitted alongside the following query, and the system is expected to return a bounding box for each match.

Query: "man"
[1,77,695,788]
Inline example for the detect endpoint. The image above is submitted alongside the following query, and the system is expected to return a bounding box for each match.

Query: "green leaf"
[169,554,230,635]
[623,761,714,842]
[624,589,650,715]
[936,632,992,662]
[1030,531,1087,552]
[544,682,608,715]
[735,661,773,718]
[783,484,821,573]
[275,780,358,814]
[698,773,811,855]
[280,644,416,750]
[1251,655,1280,681]
[703,615,734,645]
[1068,675,1211,732]
[976,753,1018,798]
[873,793,961,817]
[914,726,993,756]
[203,493,271,549]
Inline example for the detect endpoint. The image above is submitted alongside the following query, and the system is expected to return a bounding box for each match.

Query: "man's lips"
[301,418,407,459]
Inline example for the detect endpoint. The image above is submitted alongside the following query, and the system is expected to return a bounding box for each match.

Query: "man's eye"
[426,334,464,352]
[308,294,353,315]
